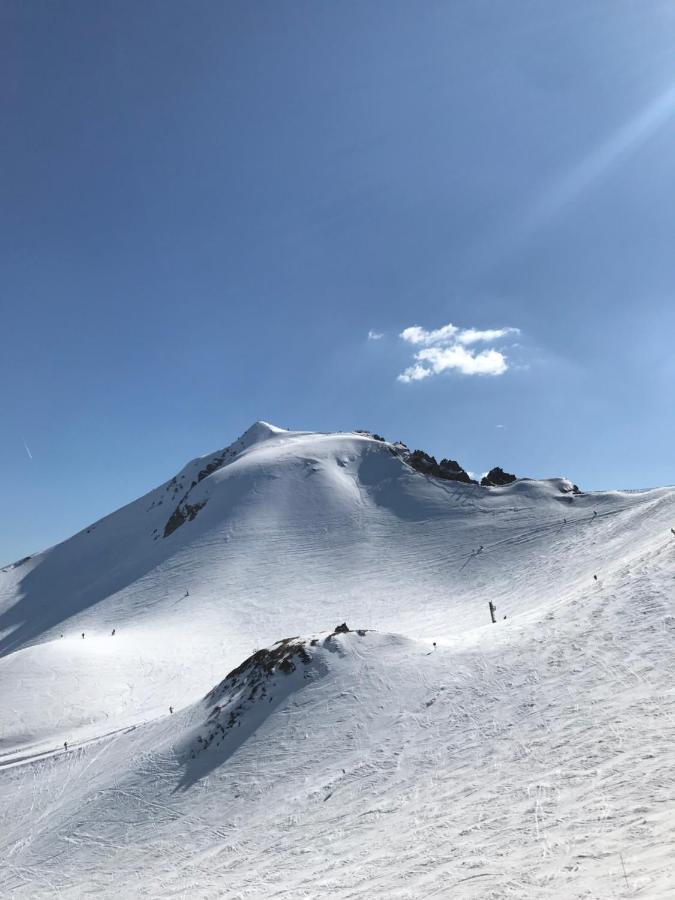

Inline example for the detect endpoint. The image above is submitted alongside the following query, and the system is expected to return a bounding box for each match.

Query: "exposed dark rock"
[333,622,350,634]
[404,449,476,484]
[192,637,314,753]
[355,430,386,442]
[438,458,474,484]
[207,637,311,704]
[406,449,434,474]
[163,500,207,538]
[481,467,517,487]
[197,452,230,483]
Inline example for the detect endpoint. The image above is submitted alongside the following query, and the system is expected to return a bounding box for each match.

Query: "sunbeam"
[528,80,675,227]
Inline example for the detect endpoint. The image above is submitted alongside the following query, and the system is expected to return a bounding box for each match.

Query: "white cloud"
[397,363,432,383]
[367,330,384,341]
[456,327,519,345]
[398,321,519,382]
[400,324,458,346]
[416,345,507,376]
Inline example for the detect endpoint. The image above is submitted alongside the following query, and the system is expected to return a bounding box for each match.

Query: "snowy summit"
[1,423,675,897]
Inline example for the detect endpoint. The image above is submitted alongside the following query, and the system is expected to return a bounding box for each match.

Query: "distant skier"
[432,642,437,650]
[593,511,598,518]
[488,600,497,624]
[63,741,68,751]
[169,706,174,715]
[671,528,675,537]
[81,632,85,639]
[593,574,598,581]
[111,629,116,636]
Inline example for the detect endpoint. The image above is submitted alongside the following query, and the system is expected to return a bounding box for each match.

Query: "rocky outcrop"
[206,638,312,704]
[394,441,579,492]
[438,458,474,483]
[355,430,386,442]
[404,449,476,484]
[163,500,207,538]
[197,452,230,483]
[188,630,369,764]
[481,467,517,487]
[184,638,315,761]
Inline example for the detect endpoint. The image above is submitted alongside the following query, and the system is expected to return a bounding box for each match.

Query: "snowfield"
[1,422,674,898]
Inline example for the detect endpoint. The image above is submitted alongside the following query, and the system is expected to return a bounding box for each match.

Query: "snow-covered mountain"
[1,423,674,898]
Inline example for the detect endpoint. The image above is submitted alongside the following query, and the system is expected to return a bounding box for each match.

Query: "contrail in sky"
[22,437,33,460]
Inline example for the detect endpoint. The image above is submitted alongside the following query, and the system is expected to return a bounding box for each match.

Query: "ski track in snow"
[1,423,674,898]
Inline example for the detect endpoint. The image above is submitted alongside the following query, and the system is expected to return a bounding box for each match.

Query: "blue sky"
[2,1,675,562]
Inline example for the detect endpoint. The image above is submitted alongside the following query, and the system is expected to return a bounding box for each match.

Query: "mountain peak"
[239,421,288,448]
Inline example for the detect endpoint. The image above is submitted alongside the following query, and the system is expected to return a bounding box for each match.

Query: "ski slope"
[1,422,674,897]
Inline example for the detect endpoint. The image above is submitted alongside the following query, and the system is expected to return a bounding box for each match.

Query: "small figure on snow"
[63,741,68,751]
[169,706,174,715]
[488,600,497,624]
[81,633,85,639]
[111,629,116,636]
[593,574,598,581]
[432,642,437,650]
[671,528,675,537]
[593,511,598,518]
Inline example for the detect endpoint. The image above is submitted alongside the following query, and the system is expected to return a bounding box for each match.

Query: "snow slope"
[1,423,674,897]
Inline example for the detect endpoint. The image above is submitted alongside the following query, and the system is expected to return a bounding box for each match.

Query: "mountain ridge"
[1,422,675,896]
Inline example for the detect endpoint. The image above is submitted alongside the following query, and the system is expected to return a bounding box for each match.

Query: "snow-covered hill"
[1,423,674,897]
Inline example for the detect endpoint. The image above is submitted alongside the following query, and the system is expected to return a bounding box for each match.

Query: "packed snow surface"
[1,423,674,897]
